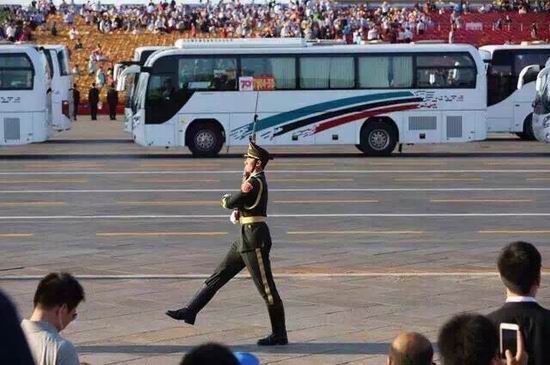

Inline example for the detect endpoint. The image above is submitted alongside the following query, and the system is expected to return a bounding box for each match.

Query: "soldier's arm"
[221,177,261,210]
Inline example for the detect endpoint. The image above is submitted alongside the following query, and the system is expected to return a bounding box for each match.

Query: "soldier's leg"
[242,247,288,345]
[166,241,245,324]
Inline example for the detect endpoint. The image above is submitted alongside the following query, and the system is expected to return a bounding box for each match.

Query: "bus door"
[515,64,542,131]
[117,65,140,132]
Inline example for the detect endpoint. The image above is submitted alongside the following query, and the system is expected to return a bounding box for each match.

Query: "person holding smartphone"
[488,241,550,365]
[438,313,528,365]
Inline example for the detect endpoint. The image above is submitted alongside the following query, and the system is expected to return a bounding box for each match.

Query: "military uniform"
[167,142,288,346]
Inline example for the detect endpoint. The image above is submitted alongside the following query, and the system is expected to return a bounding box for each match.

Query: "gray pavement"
[1,116,550,364]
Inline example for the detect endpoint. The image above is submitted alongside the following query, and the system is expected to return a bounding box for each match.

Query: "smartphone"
[500,323,519,358]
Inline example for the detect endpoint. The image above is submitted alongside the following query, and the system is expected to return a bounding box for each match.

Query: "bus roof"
[175,38,306,49]
[0,44,42,56]
[133,46,166,61]
[479,44,550,54]
[146,43,480,67]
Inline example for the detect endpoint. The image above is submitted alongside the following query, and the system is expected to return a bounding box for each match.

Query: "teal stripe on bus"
[231,91,415,138]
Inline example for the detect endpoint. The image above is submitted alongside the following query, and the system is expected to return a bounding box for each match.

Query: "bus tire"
[359,119,398,156]
[187,121,224,157]
[520,114,536,141]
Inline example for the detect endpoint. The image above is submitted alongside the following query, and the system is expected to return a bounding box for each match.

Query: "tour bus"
[41,45,73,131]
[115,46,166,132]
[130,40,487,156]
[0,45,53,145]
[479,44,550,139]
[532,59,550,143]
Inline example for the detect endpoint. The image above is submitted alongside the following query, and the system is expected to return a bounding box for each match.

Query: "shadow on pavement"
[76,342,390,355]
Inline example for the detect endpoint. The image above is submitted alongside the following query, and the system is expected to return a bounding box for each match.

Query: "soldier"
[166,142,288,346]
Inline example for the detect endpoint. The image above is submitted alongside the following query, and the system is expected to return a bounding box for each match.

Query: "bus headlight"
[544,115,550,129]
[546,133,550,143]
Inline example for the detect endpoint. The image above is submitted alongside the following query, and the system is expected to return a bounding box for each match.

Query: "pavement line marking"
[1,187,550,194]
[6,272,550,280]
[485,161,550,166]
[394,178,483,182]
[0,201,66,206]
[431,199,534,203]
[0,213,548,220]
[269,162,335,167]
[270,178,354,182]
[480,230,550,234]
[24,163,103,169]
[366,162,447,166]
[288,230,423,235]
[0,233,33,237]
[0,169,548,176]
[116,200,220,206]
[96,232,227,237]
[139,163,221,168]
[527,178,550,181]
[274,199,379,204]
[133,179,221,183]
[0,179,88,184]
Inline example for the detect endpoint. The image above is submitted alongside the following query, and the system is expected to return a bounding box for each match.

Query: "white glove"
[230,210,240,225]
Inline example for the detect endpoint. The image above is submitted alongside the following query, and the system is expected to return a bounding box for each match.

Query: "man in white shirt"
[21,272,85,365]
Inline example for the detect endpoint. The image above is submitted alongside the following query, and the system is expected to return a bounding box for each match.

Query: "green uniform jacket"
[221,171,271,253]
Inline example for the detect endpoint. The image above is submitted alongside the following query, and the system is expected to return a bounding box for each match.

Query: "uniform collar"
[506,296,537,303]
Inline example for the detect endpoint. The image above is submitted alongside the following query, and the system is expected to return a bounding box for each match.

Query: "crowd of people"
[1,0,549,46]
[1,240,549,364]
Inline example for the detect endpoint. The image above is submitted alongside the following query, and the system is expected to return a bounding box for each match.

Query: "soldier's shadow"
[77,342,390,355]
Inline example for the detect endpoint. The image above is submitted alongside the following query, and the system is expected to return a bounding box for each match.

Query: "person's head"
[180,342,239,365]
[32,272,85,331]
[91,82,96,88]
[387,332,433,365]
[243,141,270,174]
[498,241,541,296]
[438,314,499,365]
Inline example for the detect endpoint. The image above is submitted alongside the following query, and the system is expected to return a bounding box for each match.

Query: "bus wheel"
[360,119,398,156]
[520,114,536,141]
[188,122,224,157]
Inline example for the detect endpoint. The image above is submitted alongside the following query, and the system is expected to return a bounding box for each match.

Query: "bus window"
[44,50,55,77]
[299,57,354,89]
[415,53,476,88]
[514,52,550,74]
[488,50,514,106]
[56,50,69,76]
[178,57,237,91]
[358,56,413,88]
[0,54,34,90]
[240,57,295,89]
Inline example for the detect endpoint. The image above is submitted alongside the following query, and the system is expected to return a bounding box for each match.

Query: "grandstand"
[29,10,550,110]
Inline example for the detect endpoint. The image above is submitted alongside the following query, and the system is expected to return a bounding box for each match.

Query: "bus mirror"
[518,65,541,89]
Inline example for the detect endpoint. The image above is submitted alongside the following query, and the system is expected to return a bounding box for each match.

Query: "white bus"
[0,45,53,145]
[115,46,166,132]
[479,44,550,139]
[41,45,73,131]
[130,41,487,156]
[532,59,550,143]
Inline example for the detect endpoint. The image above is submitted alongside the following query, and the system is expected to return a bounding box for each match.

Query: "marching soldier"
[166,142,288,346]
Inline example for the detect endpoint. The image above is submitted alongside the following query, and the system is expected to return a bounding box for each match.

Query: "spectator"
[438,313,528,365]
[68,25,78,40]
[388,332,433,365]
[20,272,85,365]
[180,343,239,365]
[96,66,106,88]
[50,20,57,36]
[106,82,118,120]
[0,290,35,365]
[88,83,99,120]
[72,83,80,121]
[488,242,550,365]
[87,54,97,75]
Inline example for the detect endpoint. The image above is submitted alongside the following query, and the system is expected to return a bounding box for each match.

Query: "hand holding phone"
[500,323,528,365]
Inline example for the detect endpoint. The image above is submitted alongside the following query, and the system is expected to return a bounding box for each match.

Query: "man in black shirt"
[72,83,80,121]
[488,241,550,365]
[166,142,288,346]
[88,83,99,121]
[106,83,118,120]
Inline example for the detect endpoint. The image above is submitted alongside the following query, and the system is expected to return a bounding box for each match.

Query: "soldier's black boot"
[258,304,288,346]
[166,285,216,325]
